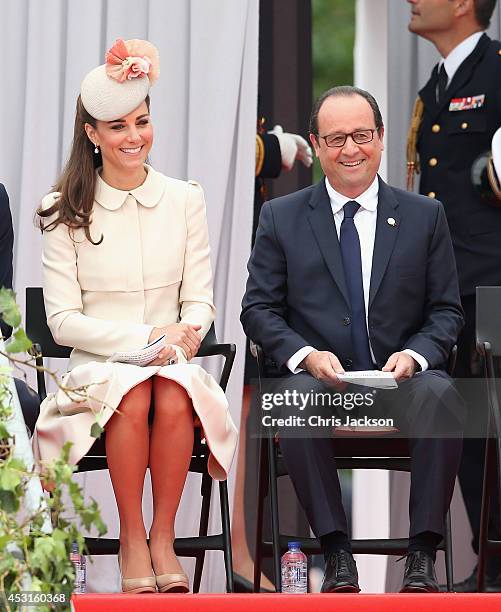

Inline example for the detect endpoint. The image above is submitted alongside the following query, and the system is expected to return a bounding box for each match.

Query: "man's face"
[407,0,458,38]
[310,95,384,198]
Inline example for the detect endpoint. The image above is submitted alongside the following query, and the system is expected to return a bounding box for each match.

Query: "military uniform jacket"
[417,33,501,296]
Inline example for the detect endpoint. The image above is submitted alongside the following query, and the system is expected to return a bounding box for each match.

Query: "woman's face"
[87,101,153,177]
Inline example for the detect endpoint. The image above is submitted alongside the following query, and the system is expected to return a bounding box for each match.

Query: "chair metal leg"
[193,473,212,593]
[444,509,453,591]
[219,480,234,592]
[269,436,281,592]
[478,437,494,592]
[254,434,268,592]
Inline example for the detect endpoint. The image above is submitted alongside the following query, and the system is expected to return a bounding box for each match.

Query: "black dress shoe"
[439,565,501,592]
[321,550,360,593]
[400,551,439,593]
[482,572,501,593]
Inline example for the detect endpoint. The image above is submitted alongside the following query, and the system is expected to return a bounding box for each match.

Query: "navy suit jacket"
[241,176,464,373]
[0,184,14,339]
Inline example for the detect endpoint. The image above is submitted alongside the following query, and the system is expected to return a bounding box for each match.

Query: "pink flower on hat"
[105,38,160,85]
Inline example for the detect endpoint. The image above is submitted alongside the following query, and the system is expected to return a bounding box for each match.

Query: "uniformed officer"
[407,0,501,592]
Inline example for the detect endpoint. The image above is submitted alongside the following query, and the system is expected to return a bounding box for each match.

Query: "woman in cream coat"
[33,39,237,594]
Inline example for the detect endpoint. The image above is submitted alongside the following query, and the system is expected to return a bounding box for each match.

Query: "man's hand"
[382,352,417,382]
[299,350,345,387]
[149,323,202,360]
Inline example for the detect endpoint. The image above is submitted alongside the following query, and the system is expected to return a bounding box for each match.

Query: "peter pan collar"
[94,164,166,210]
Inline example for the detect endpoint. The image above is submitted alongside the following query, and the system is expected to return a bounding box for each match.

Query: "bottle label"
[281,561,307,592]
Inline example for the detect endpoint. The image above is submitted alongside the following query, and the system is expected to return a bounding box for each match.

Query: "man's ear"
[309,133,320,157]
[379,126,385,152]
[455,0,473,19]
[84,123,98,146]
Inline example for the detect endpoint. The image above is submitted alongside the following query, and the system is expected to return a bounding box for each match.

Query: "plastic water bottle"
[70,542,86,593]
[281,541,307,593]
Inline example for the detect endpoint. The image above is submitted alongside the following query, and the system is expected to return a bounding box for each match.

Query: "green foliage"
[312,0,355,99]
[6,329,33,355]
[0,290,107,611]
[312,0,356,182]
[0,289,21,329]
[90,422,104,440]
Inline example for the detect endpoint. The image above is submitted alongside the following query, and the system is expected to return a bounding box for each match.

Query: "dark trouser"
[14,377,40,436]
[276,370,464,541]
[457,295,501,572]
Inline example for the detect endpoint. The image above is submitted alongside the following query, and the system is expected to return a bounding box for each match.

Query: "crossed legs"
[105,377,194,579]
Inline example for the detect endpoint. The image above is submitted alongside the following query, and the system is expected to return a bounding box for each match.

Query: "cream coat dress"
[32,166,237,480]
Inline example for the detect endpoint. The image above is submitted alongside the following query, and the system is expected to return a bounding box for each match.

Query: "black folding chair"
[252,343,456,592]
[25,286,235,592]
[476,286,501,592]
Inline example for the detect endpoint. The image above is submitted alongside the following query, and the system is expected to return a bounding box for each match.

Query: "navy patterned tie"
[339,200,373,370]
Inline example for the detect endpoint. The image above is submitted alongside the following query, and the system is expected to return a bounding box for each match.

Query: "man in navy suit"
[0,183,39,434]
[241,86,465,593]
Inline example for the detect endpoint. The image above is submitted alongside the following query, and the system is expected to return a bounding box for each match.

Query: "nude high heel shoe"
[155,571,190,593]
[118,549,157,594]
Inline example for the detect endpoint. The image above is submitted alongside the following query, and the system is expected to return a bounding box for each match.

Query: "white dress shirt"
[286,176,428,374]
[438,31,484,86]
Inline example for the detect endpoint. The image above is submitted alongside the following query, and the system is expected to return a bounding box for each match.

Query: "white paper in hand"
[108,335,166,367]
[337,370,398,389]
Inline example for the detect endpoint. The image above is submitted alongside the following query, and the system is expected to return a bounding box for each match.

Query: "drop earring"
[94,143,99,154]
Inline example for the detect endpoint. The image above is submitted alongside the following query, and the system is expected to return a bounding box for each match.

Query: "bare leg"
[148,377,194,575]
[105,379,153,578]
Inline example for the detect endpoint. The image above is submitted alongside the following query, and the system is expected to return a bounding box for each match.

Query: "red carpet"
[72,593,501,611]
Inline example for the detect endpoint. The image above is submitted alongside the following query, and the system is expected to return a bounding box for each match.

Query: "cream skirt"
[32,362,237,480]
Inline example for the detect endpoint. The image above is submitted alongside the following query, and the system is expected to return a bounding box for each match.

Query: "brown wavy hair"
[37,94,150,244]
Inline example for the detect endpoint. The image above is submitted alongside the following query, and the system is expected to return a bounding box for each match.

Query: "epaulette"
[255,134,265,177]
[406,96,424,191]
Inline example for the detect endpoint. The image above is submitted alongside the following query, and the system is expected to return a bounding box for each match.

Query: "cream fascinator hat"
[81,38,160,121]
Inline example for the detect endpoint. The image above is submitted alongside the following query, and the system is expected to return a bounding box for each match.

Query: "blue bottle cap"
[288,541,300,549]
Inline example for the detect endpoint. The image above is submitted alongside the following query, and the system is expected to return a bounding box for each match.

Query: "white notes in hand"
[107,335,166,367]
[337,370,398,389]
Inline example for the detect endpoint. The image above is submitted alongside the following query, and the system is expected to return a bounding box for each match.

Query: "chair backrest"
[476,286,501,357]
[198,321,218,356]
[25,286,230,369]
[25,287,71,359]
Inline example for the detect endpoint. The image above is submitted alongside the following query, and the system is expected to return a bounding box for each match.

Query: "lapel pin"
[387,217,396,227]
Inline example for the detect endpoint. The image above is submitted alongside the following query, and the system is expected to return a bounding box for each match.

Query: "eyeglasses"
[318,129,376,148]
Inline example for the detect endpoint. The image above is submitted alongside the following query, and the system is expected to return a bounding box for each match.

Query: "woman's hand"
[148,323,202,360]
[147,343,178,366]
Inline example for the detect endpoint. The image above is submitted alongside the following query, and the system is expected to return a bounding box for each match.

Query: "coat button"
[343,316,351,326]
[428,191,436,198]
[461,122,468,130]
[428,157,438,167]
[431,124,440,133]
